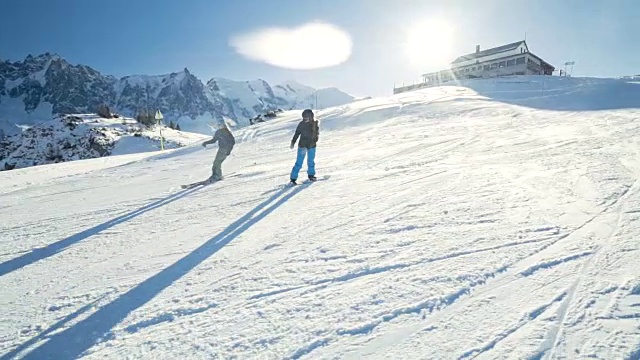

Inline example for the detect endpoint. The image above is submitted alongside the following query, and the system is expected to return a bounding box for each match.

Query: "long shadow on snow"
[0,294,109,360]
[16,184,308,360]
[0,187,202,278]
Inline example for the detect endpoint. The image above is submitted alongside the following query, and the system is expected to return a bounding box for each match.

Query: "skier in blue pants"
[289,109,319,184]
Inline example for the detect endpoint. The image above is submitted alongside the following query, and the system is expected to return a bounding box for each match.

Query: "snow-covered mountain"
[2,76,640,359]
[0,53,356,136]
[0,114,207,171]
[0,53,116,135]
[273,80,356,110]
[114,70,215,130]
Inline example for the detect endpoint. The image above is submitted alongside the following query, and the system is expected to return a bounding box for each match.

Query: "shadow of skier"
[13,184,308,360]
[0,186,203,278]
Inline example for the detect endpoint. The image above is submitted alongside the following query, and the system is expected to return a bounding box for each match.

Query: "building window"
[516,57,525,65]
[491,63,498,70]
[483,65,490,71]
[499,61,506,68]
[507,59,515,67]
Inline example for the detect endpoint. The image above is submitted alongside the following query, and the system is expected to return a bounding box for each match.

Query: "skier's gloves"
[290,143,294,149]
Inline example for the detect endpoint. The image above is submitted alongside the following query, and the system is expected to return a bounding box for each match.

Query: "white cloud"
[229,21,352,70]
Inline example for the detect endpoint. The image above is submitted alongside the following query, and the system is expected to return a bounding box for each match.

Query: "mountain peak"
[24,52,63,63]
[278,79,312,89]
[280,79,302,86]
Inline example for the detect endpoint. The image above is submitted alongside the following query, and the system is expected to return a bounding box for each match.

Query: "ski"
[181,180,215,189]
[179,173,242,189]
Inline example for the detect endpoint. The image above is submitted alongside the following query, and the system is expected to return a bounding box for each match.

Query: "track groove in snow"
[293,273,507,359]
[123,303,219,334]
[242,237,552,305]
[519,251,594,277]
[286,338,331,359]
[459,292,568,359]
[544,178,637,359]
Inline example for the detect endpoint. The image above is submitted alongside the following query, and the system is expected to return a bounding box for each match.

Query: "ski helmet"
[302,109,314,119]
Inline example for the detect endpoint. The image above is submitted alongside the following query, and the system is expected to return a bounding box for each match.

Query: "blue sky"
[0,0,637,97]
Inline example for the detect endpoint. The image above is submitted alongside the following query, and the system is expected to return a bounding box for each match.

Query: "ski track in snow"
[1,76,640,359]
[341,174,640,360]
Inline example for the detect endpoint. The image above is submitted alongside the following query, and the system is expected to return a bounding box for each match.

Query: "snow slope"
[1,76,639,359]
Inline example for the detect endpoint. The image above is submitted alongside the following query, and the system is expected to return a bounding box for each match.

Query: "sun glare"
[230,22,352,70]
[404,18,454,69]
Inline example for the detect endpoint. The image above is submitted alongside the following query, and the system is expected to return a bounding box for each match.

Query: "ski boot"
[207,175,222,184]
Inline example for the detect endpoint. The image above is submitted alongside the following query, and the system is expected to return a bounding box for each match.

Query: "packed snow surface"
[1,76,640,359]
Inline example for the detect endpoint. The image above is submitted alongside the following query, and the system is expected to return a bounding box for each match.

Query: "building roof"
[527,51,555,70]
[451,40,526,64]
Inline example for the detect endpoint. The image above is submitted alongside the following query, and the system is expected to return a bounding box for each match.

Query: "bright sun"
[404,18,454,69]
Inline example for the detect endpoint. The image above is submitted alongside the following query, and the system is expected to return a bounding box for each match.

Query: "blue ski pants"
[290,147,316,180]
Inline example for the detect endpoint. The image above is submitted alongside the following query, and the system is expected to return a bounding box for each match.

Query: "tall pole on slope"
[155,109,164,151]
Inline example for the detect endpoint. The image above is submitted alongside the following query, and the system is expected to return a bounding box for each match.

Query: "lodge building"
[419,40,555,86]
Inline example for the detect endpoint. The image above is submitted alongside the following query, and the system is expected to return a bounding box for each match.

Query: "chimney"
[476,45,480,53]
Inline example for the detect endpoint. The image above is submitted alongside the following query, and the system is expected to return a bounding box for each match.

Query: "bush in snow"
[96,104,113,119]
[136,110,155,127]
